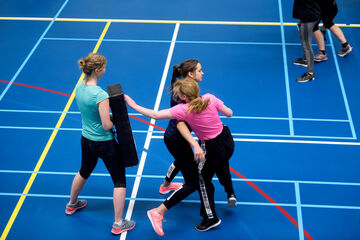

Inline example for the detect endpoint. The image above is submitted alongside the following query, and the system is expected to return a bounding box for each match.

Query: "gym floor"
[1,0,360,239]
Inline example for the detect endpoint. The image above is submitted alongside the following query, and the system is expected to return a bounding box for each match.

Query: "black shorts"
[79,136,126,188]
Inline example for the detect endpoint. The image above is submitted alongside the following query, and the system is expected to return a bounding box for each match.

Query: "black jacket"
[293,0,321,23]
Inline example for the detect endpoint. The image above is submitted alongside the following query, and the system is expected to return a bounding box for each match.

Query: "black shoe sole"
[195,219,221,232]
[296,77,315,82]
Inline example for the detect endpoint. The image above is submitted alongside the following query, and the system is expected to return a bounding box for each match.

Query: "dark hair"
[170,59,199,87]
[78,53,107,76]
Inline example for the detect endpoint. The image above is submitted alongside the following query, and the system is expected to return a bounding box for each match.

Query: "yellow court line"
[1,16,360,27]
[0,21,111,240]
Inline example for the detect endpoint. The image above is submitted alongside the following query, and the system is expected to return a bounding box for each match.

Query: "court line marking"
[119,22,180,240]
[42,37,332,48]
[278,0,294,137]
[0,19,111,240]
[295,182,305,240]
[0,80,71,97]
[230,167,313,240]
[328,31,357,140]
[0,5,70,103]
[2,170,360,187]
[0,108,351,123]
[1,17,360,27]
[0,126,356,141]
[1,192,360,210]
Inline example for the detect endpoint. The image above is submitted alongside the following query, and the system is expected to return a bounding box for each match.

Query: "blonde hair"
[173,77,209,113]
[78,53,107,76]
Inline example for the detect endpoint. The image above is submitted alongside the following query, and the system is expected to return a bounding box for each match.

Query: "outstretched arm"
[219,104,233,117]
[124,94,173,120]
[177,121,205,162]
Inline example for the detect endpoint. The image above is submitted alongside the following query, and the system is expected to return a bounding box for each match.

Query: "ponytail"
[172,77,209,114]
[187,96,209,114]
[169,59,199,91]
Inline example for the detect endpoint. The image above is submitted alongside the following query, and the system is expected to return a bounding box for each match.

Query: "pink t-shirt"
[169,93,224,140]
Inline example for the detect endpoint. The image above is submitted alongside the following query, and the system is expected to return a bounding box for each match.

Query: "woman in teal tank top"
[65,53,135,235]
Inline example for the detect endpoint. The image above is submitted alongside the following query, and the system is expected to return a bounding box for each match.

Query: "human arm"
[219,104,233,117]
[177,121,205,162]
[124,94,174,120]
[98,98,113,130]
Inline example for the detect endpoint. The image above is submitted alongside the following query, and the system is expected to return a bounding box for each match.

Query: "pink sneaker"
[147,208,164,236]
[159,182,183,194]
[65,200,87,215]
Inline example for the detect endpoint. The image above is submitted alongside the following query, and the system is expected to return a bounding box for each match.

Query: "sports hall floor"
[1,0,360,239]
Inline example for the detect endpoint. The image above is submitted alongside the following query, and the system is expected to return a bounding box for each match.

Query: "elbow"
[102,122,113,130]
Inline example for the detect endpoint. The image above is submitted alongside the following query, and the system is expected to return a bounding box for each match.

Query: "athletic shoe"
[111,219,136,235]
[227,194,237,208]
[293,58,308,67]
[159,182,183,194]
[296,72,315,83]
[147,208,164,236]
[314,52,328,62]
[65,199,87,215]
[195,218,221,232]
[337,44,353,57]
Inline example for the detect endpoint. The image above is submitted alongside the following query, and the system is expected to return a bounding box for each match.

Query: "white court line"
[119,22,180,240]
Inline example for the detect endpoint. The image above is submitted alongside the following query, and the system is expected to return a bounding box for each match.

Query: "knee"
[79,169,91,180]
[324,22,335,29]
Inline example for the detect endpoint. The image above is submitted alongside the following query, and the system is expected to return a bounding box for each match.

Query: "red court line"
[1,79,313,239]
[129,114,166,131]
[0,80,71,97]
[229,167,313,240]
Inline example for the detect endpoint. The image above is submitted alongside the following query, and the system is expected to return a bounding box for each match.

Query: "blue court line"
[277,0,294,137]
[43,37,332,47]
[231,133,355,140]
[2,170,360,186]
[0,0,70,103]
[0,126,354,140]
[1,192,360,210]
[0,109,80,114]
[295,182,305,240]
[0,109,349,123]
[328,31,357,140]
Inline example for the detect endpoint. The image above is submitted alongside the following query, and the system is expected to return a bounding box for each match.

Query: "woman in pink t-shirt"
[125,77,235,235]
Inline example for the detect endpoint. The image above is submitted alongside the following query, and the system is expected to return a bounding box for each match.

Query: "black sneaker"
[227,194,237,208]
[195,218,221,232]
[293,58,308,67]
[296,72,315,83]
[337,44,353,57]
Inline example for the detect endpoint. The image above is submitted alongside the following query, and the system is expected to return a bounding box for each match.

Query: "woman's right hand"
[193,142,205,163]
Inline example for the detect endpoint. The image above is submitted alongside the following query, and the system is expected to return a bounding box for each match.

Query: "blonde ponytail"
[187,96,209,113]
[173,77,209,114]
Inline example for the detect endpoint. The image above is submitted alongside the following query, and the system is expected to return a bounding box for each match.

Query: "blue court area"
[1,0,360,239]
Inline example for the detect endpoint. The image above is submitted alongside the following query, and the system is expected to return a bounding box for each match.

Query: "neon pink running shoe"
[159,182,183,194]
[147,208,164,236]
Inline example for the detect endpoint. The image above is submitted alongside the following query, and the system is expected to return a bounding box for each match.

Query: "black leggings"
[199,125,235,219]
[162,134,200,209]
[79,136,126,188]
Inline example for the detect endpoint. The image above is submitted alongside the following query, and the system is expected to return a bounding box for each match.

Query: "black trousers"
[162,134,200,209]
[199,126,235,219]
[79,136,126,188]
